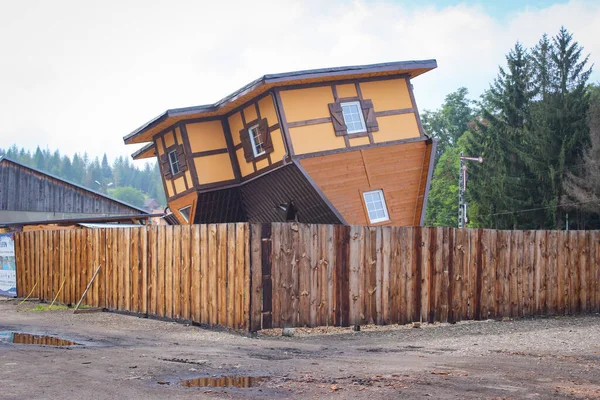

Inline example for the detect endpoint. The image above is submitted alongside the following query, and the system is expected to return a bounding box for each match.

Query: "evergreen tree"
[467,42,537,229]
[525,27,592,228]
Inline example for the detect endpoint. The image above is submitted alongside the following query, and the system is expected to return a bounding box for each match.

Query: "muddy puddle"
[0,331,81,346]
[179,375,268,388]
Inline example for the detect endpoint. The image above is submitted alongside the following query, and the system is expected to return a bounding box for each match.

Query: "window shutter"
[360,99,379,132]
[239,128,254,162]
[328,102,348,136]
[259,118,274,153]
[176,144,188,172]
[159,153,172,180]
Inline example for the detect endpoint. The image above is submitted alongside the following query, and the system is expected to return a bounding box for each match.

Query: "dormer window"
[248,124,266,157]
[168,149,180,175]
[340,101,367,134]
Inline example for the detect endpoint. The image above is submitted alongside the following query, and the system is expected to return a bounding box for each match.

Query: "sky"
[1,0,598,166]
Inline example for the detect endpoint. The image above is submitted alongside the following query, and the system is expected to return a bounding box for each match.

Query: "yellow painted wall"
[281,78,421,156]
[359,78,413,111]
[236,149,254,177]
[243,104,258,123]
[258,95,278,124]
[193,153,235,184]
[228,112,244,146]
[372,114,420,143]
[185,170,193,187]
[175,126,183,144]
[335,83,357,98]
[290,123,345,155]
[186,120,227,152]
[166,182,174,198]
[164,131,175,148]
[255,158,269,170]
[348,136,371,147]
[279,87,334,122]
[173,176,186,194]
[155,137,165,155]
[269,128,286,163]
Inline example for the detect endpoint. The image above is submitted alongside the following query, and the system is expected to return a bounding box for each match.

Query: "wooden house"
[124,60,437,226]
[0,157,151,230]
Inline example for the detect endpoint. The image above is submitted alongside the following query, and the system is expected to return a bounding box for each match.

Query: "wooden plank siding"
[14,225,600,333]
[0,158,144,217]
[300,141,431,227]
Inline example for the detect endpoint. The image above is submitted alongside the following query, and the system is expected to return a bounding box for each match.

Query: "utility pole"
[458,152,483,228]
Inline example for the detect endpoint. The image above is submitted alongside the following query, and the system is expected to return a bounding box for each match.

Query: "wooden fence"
[15,224,600,332]
[15,224,250,330]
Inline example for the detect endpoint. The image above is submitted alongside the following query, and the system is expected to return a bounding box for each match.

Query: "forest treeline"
[424,27,600,230]
[0,145,165,209]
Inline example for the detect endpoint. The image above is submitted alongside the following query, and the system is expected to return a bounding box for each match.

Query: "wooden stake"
[74,265,101,312]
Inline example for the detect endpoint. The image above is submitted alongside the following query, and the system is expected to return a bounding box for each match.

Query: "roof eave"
[123,59,437,145]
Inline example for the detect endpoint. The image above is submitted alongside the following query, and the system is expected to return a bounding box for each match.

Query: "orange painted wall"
[300,140,431,226]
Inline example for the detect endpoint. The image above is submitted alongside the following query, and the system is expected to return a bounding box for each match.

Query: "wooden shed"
[0,157,150,230]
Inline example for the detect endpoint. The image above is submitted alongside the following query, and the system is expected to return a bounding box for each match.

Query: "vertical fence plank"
[226,223,236,328]
[181,226,191,321]
[250,224,263,332]
[349,225,362,326]
[336,225,350,327]
[364,227,376,325]
[592,231,599,313]
[217,224,228,326]
[191,225,201,324]
[297,224,310,327]
[241,223,250,331]
[207,224,217,326]
[199,224,209,325]
[312,224,323,326]
[157,225,166,318]
[173,226,182,320]
[547,231,558,315]
[381,227,391,325]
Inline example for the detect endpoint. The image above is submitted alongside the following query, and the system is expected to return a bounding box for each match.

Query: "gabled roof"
[0,156,149,214]
[124,59,437,145]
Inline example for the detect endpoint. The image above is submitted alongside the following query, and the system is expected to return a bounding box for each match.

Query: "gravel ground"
[1,297,599,399]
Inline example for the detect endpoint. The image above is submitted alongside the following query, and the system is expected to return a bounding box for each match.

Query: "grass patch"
[30,304,69,312]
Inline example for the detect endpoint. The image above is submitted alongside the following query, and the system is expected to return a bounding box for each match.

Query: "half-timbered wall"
[278,76,422,157]
[155,127,195,200]
[227,94,285,178]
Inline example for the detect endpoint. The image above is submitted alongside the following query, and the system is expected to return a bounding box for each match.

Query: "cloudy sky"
[1,0,599,166]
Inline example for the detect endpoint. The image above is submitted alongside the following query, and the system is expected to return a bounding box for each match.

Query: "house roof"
[124,59,437,147]
[1,213,161,228]
[0,156,149,214]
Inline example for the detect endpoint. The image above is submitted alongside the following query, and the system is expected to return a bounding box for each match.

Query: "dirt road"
[1,298,599,399]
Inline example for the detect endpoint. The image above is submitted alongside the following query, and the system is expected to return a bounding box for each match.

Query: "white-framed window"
[179,206,191,223]
[341,101,367,134]
[248,124,266,157]
[168,150,180,175]
[363,189,390,223]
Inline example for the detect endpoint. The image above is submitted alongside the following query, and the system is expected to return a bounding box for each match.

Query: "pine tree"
[525,27,592,228]
[467,42,537,229]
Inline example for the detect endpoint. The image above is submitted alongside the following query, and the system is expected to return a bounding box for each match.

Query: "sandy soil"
[1,297,599,399]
